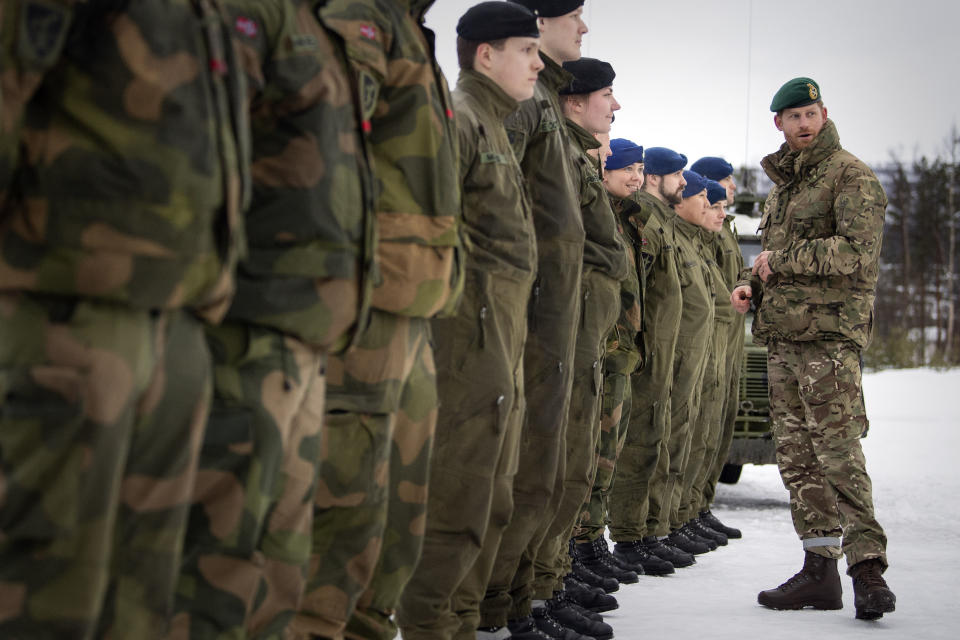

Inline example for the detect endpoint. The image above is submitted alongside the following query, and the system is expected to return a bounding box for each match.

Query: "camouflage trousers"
[398,270,530,640]
[171,323,326,640]
[291,311,436,640]
[702,317,744,510]
[607,333,676,542]
[679,323,729,524]
[0,293,209,640]
[649,331,708,536]
[767,340,887,570]
[532,271,619,599]
[478,256,582,628]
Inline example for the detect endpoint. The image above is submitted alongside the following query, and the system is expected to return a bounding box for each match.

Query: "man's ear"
[774,113,783,132]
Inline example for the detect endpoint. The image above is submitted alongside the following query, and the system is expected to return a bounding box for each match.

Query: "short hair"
[457,36,507,70]
[560,92,589,115]
[776,99,824,117]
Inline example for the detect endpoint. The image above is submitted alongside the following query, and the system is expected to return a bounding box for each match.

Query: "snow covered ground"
[606,368,959,639]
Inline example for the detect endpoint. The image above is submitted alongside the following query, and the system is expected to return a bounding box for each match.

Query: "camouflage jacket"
[320,0,462,319]
[673,215,714,338]
[223,0,374,351]
[743,119,886,349]
[566,120,629,282]
[605,196,644,375]
[0,0,250,320]
[505,52,584,267]
[621,191,681,344]
[453,69,536,283]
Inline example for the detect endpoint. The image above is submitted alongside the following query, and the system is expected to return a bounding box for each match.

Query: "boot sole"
[758,597,843,611]
[856,596,896,620]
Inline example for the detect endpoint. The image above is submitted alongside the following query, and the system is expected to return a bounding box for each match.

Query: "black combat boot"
[666,528,711,555]
[757,551,843,610]
[700,510,742,539]
[477,626,512,640]
[562,575,619,614]
[574,537,640,584]
[546,592,613,640]
[571,558,619,593]
[689,517,728,546]
[849,558,896,620]
[531,605,597,640]
[506,616,553,639]
[680,522,718,550]
[611,539,675,575]
[642,535,695,568]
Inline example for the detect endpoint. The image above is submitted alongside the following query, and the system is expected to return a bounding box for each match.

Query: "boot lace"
[777,570,812,592]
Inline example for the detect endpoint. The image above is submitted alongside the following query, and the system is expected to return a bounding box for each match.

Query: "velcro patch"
[539,119,559,133]
[359,70,379,122]
[480,152,508,165]
[359,24,377,40]
[18,0,71,67]
[235,16,258,38]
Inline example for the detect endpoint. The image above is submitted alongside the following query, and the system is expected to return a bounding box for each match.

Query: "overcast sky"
[425,0,960,170]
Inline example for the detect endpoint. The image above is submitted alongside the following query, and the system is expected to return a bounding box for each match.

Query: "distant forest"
[732,128,960,368]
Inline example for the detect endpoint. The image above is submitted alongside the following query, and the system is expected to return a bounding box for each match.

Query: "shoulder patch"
[19,0,71,66]
[539,119,559,133]
[235,16,258,38]
[358,70,379,122]
[359,24,377,41]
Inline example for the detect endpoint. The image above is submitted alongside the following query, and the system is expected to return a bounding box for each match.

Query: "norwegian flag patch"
[235,16,258,38]
[359,24,377,40]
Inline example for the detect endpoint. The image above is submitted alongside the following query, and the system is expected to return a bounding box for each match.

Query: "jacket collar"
[539,52,574,94]
[456,70,519,119]
[762,118,842,186]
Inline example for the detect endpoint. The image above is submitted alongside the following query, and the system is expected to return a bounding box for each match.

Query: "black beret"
[559,57,615,95]
[770,77,822,112]
[509,0,585,19]
[457,1,540,41]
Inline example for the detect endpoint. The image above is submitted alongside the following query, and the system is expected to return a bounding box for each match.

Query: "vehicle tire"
[719,463,743,484]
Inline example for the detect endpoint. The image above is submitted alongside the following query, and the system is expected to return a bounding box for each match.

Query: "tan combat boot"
[757,551,843,610]
[850,558,896,620]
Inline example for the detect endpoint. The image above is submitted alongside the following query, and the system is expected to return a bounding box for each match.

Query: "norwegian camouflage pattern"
[607,192,683,543]
[746,119,887,350]
[766,340,887,569]
[224,0,374,352]
[398,69,536,640]
[0,0,249,321]
[320,0,462,320]
[0,293,211,640]
[171,323,326,640]
[703,217,745,509]
[577,200,643,542]
[479,52,584,627]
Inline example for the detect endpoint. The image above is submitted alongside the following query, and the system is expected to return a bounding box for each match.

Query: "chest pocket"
[675,247,696,289]
[790,200,835,239]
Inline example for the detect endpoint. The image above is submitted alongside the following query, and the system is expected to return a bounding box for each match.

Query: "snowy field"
[606,368,960,639]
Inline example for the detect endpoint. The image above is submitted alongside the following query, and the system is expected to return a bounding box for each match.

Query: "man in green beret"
[732,77,896,621]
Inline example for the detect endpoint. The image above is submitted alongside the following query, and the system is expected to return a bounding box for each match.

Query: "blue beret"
[705,179,727,205]
[560,57,615,95]
[643,147,686,176]
[457,1,539,41]
[690,156,734,181]
[605,138,643,171]
[681,171,708,199]
[509,0,585,18]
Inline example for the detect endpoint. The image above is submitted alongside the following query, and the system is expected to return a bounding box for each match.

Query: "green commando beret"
[770,77,821,112]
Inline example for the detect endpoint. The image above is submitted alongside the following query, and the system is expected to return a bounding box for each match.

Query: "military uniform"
[0,2,249,638]
[741,118,887,568]
[679,232,732,524]
[702,215,745,510]
[532,120,628,599]
[397,69,537,640]
[575,196,643,543]
[607,192,681,543]
[291,1,462,639]
[171,1,373,638]
[478,52,584,629]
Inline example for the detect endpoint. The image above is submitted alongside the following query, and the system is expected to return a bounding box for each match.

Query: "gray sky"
[426,0,960,170]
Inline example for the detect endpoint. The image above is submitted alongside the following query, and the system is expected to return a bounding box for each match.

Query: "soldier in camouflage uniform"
[690,156,743,540]
[677,180,733,545]
[394,4,542,639]
[477,2,590,637]
[0,2,249,638]
[170,1,374,638]
[574,139,644,553]
[733,77,895,620]
[289,1,463,639]
[607,149,692,574]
